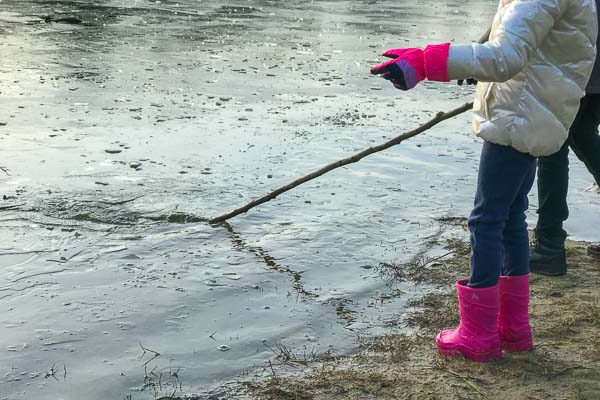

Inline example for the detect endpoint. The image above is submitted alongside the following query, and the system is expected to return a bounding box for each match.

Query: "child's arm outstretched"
[371,0,573,89]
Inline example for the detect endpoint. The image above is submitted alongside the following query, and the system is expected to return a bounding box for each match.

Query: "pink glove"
[370,43,451,90]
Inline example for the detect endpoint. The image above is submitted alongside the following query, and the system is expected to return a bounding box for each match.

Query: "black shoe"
[530,242,567,276]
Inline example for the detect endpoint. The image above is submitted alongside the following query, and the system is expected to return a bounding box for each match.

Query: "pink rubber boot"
[498,274,533,351]
[436,279,502,362]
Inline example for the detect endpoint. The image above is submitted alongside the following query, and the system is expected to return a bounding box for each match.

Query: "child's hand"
[370,48,425,90]
[371,43,451,90]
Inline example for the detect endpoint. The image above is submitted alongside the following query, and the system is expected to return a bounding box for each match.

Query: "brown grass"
[245,237,600,400]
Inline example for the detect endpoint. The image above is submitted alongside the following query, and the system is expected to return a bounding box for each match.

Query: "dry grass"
[246,237,600,400]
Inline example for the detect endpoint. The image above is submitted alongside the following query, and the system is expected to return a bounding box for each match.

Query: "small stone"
[218,345,230,352]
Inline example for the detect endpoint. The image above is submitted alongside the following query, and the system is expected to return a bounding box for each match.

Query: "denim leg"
[569,94,600,185]
[502,164,536,276]
[535,141,569,244]
[468,142,537,288]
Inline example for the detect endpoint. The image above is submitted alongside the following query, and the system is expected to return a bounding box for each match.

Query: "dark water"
[1,1,598,399]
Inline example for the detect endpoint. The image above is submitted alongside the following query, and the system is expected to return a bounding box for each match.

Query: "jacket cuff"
[424,43,451,82]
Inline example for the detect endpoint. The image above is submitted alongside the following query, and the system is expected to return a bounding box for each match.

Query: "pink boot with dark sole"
[436,279,502,362]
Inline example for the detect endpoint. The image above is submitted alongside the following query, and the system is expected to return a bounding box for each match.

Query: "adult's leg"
[534,141,569,245]
[468,142,537,288]
[569,93,600,258]
[569,94,600,185]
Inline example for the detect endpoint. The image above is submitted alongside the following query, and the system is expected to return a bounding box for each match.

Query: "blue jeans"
[468,141,537,288]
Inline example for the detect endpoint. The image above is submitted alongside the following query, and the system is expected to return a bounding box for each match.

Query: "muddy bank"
[230,233,600,400]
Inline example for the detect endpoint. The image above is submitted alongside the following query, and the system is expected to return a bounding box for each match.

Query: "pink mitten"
[370,48,425,90]
[370,43,451,90]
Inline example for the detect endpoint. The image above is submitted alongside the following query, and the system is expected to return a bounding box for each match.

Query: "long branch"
[209,102,473,224]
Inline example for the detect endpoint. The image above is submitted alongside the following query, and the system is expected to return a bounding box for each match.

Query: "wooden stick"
[209,102,473,224]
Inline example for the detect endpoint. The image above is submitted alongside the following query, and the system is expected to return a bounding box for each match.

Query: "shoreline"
[197,230,600,400]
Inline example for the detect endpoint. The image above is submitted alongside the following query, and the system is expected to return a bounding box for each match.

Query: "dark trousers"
[468,142,537,288]
[535,94,600,245]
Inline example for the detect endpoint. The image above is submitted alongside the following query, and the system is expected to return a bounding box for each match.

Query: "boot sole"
[530,262,567,276]
[436,341,502,362]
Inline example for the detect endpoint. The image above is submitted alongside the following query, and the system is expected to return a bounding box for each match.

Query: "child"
[371,0,598,362]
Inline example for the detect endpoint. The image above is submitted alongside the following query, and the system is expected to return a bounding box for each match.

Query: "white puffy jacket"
[448,0,598,157]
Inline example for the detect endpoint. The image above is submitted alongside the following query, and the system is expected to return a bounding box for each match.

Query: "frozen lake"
[1,1,599,399]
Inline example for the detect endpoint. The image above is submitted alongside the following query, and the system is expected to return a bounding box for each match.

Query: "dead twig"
[0,204,23,211]
[264,342,336,367]
[268,360,278,381]
[139,343,161,366]
[44,363,60,381]
[375,251,455,283]
[209,102,473,224]
[98,195,145,206]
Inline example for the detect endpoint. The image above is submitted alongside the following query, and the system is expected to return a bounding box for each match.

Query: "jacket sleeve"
[447,0,565,82]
